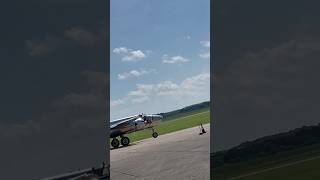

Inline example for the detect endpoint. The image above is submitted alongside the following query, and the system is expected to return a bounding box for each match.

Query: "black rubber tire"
[111,138,120,149]
[152,132,158,138]
[121,136,130,146]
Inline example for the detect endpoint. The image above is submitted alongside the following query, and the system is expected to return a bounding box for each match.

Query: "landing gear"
[151,128,158,138]
[111,136,131,149]
[111,138,120,149]
[121,136,130,146]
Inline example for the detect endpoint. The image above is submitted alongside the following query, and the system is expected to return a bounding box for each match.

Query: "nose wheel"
[151,128,159,138]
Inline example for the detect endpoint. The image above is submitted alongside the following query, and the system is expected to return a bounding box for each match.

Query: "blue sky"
[111,0,210,120]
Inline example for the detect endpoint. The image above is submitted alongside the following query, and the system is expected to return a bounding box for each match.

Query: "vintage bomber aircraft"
[110,114,163,148]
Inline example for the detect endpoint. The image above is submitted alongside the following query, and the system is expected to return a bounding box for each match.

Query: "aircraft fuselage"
[110,114,162,138]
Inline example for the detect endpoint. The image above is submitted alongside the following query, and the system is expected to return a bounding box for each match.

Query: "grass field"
[228,157,320,180]
[162,107,210,121]
[212,144,320,180]
[124,110,210,142]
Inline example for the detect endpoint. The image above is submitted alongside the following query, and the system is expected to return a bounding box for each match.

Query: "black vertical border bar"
[210,0,215,178]
[105,0,111,174]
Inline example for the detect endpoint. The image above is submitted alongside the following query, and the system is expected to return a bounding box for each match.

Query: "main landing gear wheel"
[121,136,130,146]
[111,138,120,149]
[152,132,158,138]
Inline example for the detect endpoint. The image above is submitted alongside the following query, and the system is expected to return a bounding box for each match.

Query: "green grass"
[126,110,210,142]
[162,107,210,121]
[231,157,320,180]
[212,144,320,180]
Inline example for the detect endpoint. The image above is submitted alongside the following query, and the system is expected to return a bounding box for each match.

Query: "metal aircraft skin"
[110,114,163,148]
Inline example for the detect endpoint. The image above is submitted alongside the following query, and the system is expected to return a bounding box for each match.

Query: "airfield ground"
[212,144,320,180]
[110,123,210,180]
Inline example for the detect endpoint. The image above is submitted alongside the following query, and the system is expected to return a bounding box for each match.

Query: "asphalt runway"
[110,124,210,180]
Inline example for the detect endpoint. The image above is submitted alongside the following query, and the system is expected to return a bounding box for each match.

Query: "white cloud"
[113,47,128,54]
[128,84,154,97]
[199,52,210,59]
[111,99,125,107]
[124,50,145,61]
[162,55,189,64]
[126,72,210,103]
[130,70,143,76]
[199,40,210,59]
[117,69,156,80]
[117,73,129,80]
[131,96,150,104]
[128,84,154,104]
[200,41,210,48]
[181,73,210,90]
[186,35,191,40]
[156,81,180,95]
[111,72,210,119]
[113,47,147,62]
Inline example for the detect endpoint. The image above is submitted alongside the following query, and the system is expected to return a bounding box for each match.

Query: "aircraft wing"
[110,115,140,129]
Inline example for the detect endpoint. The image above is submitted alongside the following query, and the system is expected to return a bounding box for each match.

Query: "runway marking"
[226,155,320,180]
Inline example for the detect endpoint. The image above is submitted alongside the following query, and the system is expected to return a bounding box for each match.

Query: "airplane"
[110,114,163,148]
[37,163,109,180]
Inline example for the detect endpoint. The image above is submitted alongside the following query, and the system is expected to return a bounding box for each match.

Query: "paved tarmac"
[110,124,210,180]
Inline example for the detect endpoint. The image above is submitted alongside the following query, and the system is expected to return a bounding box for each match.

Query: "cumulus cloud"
[199,52,210,59]
[113,47,148,62]
[156,81,180,96]
[199,40,210,59]
[117,69,156,80]
[111,99,125,107]
[128,84,154,97]
[131,96,150,104]
[110,72,210,119]
[162,55,189,64]
[112,73,209,105]
[200,41,210,48]
[127,72,210,104]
